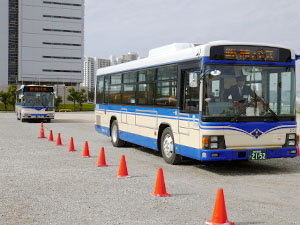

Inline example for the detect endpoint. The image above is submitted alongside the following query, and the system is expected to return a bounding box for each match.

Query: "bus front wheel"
[111,120,125,147]
[161,127,181,165]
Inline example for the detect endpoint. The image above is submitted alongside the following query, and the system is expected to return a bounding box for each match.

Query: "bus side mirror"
[296,55,300,60]
[189,72,198,87]
[19,95,24,100]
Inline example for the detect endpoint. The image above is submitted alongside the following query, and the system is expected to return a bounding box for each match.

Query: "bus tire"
[111,120,125,147]
[161,127,181,165]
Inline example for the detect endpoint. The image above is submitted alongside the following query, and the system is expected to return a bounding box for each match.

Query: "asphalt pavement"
[1,112,300,225]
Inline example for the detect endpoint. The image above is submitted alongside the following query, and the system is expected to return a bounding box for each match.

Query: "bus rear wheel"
[161,127,181,164]
[111,120,125,147]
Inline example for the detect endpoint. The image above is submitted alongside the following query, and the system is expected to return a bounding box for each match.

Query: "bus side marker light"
[152,168,170,197]
[202,152,207,158]
[205,188,235,225]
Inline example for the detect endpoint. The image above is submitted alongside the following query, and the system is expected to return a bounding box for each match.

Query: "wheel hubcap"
[163,134,174,158]
[112,125,117,143]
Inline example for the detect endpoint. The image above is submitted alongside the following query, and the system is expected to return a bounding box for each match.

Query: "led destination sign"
[210,45,291,62]
[24,87,53,92]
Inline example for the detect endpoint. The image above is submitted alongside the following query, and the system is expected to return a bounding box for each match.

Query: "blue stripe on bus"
[95,104,296,137]
[95,125,297,161]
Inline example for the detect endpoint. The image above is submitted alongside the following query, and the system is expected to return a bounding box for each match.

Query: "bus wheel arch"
[158,124,181,165]
[110,117,125,147]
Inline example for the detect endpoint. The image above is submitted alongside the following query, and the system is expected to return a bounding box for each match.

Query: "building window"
[43,69,81,73]
[43,1,82,7]
[42,42,81,47]
[43,56,81,60]
[43,15,81,20]
[43,28,81,34]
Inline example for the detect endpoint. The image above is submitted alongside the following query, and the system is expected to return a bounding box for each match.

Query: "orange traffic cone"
[205,188,235,225]
[56,133,63,146]
[81,141,90,157]
[68,137,76,152]
[41,122,44,128]
[38,126,46,138]
[48,130,54,142]
[152,168,170,197]
[297,144,300,156]
[97,147,108,167]
[117,155,130,178]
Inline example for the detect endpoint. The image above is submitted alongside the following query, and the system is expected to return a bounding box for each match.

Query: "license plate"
[248,150,266,160]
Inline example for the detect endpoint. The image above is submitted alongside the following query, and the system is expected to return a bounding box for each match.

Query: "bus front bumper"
[22,113,54,119]
[199,147,297,161]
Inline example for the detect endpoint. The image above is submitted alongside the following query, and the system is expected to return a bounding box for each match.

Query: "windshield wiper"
[231,93,279,122]
[254,94,279,121]
[230,98,255,122]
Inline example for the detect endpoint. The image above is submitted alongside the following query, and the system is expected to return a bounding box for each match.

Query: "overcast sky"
[85,0,300,81]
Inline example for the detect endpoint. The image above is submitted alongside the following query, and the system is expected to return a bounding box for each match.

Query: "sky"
[85,0,300,83]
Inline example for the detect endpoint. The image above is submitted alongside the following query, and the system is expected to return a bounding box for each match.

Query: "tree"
[7,85,17,110]
[54,96,62,111]
[88,91,94,103]
[77,89,88,111]
[67,87,77,111]
[0,91,10,110]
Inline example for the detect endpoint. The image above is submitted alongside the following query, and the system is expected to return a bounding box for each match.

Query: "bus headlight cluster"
[202,136,225,150]
[285,133,297,146]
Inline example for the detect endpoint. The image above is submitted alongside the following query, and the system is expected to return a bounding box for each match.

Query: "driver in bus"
[224,76,254,103]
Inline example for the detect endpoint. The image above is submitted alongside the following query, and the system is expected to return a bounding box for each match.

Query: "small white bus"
[16,85,55,122]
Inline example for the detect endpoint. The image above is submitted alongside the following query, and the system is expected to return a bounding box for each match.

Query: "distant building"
[0,0,85,86]
[120,52,139,63]
[82,57,110,91]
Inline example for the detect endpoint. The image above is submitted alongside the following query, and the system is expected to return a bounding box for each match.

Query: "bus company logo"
[250,128,263,139]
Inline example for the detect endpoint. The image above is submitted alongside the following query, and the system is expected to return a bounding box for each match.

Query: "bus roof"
[96,41,296,76]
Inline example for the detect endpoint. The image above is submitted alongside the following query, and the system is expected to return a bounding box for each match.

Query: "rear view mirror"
[189,72,198,87]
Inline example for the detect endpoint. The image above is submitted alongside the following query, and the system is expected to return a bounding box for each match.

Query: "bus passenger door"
[178,69,200,157]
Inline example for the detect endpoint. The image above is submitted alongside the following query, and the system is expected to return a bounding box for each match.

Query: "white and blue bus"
[95,41,299,164]
[16,85,55,122]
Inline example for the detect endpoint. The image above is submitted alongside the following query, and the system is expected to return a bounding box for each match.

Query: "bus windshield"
[23,92,54,107]
[202,64,296,121]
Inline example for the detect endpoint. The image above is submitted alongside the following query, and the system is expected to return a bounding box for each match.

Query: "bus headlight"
[284,133,297,146]
[210,142,218,149]
[288,134,296,140]
[202,136,225,150]
[288,140,296,146]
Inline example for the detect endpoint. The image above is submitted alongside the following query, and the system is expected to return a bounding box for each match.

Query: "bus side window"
[155,65,177,107]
